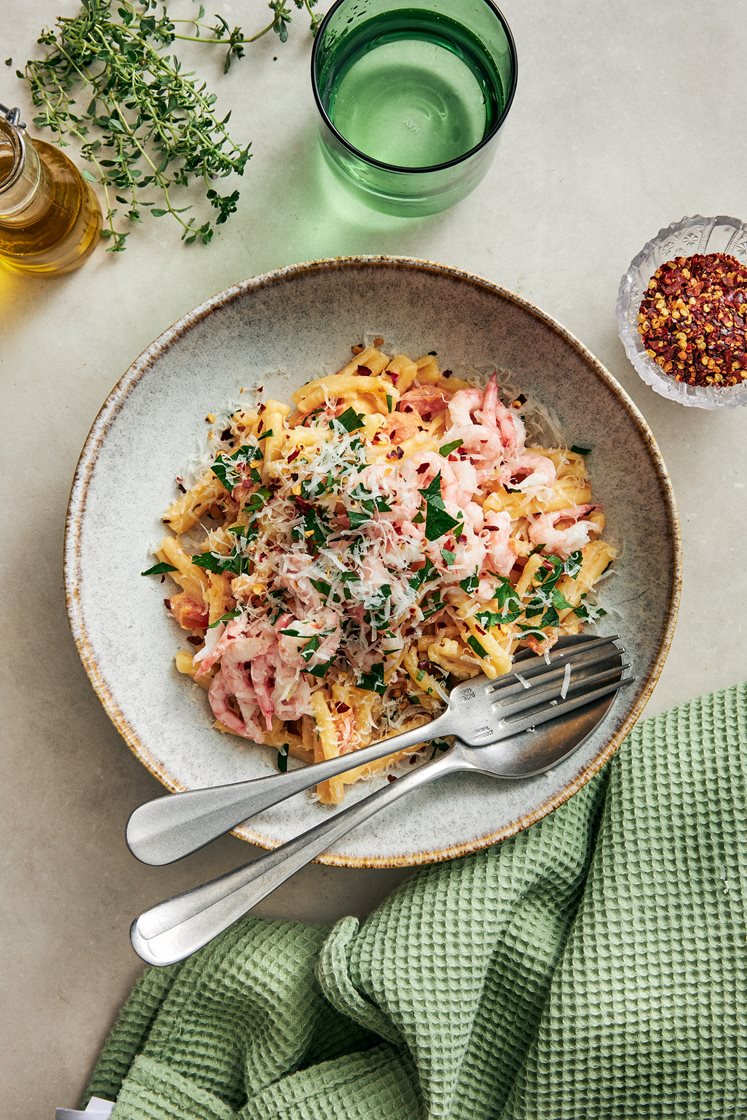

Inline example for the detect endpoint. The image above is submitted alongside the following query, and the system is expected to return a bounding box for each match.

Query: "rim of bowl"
[616,213,747,408]
[310,0,518,175]
[64,255,681,868]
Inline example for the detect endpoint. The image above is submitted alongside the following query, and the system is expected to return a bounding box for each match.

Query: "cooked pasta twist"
[150,344,616,803]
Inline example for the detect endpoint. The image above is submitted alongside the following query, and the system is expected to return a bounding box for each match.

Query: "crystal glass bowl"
[616,214,747,409]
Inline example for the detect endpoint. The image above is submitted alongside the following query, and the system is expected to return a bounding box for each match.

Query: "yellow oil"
[0,139,102,275]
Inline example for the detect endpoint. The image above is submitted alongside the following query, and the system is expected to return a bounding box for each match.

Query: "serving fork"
[130,634,632,965]
[128,634,628,867]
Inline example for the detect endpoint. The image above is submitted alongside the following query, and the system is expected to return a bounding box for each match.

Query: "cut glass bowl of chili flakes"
[616,214,747,408]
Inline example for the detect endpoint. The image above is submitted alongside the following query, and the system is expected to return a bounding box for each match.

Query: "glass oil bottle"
[0,103,102,275]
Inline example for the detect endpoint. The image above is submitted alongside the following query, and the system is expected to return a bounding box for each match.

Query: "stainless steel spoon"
[131,636,631,966]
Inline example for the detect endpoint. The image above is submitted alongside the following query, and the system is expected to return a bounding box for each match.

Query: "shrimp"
[528,504,600,558]
[481,510,516,576]
[208,667,267,741]
[442,378,515,475]
[509,451,557,494]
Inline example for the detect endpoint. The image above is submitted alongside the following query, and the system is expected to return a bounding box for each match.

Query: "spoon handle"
[126,712,450,866]
[131,747,464,967]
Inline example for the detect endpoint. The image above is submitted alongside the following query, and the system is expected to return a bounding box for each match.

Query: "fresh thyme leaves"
[357,662,386,695]
[23,0,320,251]
[418,473,462,542]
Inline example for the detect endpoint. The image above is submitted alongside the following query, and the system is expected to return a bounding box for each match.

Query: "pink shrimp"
[509,450,557,494]
[442,377,520,476]
[481,510,516,576]
[208,669,266,741]
[528,504,600,558]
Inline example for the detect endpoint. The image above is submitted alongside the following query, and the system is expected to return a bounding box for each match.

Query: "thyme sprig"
[22,0,320,250]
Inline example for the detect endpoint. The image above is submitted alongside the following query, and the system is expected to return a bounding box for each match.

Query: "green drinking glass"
[311,0,517,216]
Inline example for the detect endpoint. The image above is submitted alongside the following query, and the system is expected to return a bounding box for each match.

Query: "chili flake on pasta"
[147,344,616,803]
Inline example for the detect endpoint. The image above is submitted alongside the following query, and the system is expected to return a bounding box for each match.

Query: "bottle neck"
[0,118,50,227]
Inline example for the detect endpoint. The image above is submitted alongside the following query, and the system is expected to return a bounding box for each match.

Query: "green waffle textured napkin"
[85,684,747,1119]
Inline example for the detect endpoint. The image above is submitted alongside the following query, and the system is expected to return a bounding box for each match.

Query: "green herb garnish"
[357,662,386,695]
[336,406,366,433]
[459,572,479,594]
[141,561,177,576]
[208,609,241,628]
[467,635,488,659]
[570,444,592,455]
[418,473,462,542]
[276,743,289,773]
[22,0,320,251]
[439,439,463,456]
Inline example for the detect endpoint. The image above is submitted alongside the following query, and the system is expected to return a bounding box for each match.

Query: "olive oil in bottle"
[0,105,101,275]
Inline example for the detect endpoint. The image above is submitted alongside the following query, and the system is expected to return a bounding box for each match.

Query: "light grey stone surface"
[1,3,745,1117]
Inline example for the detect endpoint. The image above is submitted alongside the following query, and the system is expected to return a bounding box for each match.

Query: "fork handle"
[131,747,464,966]
[126,712,451,866]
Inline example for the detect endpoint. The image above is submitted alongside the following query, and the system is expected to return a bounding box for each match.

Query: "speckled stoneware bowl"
[65,257,680,868]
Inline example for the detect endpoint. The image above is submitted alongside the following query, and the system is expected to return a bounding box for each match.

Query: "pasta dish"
[145,343,615,803]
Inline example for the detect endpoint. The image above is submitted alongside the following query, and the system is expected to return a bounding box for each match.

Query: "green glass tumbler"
[311,0,517,216]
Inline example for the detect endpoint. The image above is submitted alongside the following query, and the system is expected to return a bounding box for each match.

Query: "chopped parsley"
[309,577,332,597]
[460,572,479,594]
[141,561,177,576]
[441,548,456,566]
[208,610,241,628]
[570,444,592,455]
[439,438,463,456]
[418,472,462,542]
[336,406,366,433]
[409,559,437,591]
[211,442,262,491]
[191,546,249,576]
[276,744,289,773]
[357,662,386,695]
[475,609,502,631]
[467,635,488,659]
[385,393,394,413]
[257,429,273,441]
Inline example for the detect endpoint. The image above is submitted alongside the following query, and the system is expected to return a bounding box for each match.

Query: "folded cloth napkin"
[84,684,747,1119]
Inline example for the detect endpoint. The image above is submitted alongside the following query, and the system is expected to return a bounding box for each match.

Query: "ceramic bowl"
[65,257,680,867]
[616,214,747,409]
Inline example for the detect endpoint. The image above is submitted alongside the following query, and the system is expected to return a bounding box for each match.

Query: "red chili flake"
[336,702,351,713]
[187,635,202,646]
[258,402,266,414]
[387,774,398,783]
[163,599,171,609]
[409,755,419,765]
[475,625,486,635]
[287,448,300,463]
[388,371,399,384]
[352,343,365,355]
[257,418,264,433]
[357,365,372,376]
[220,428,232,441]
[442,369,453,378]
[417,463,429,474]
[637,253,747,387]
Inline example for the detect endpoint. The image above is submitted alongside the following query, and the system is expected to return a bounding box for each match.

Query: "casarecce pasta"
[147,344,616,804]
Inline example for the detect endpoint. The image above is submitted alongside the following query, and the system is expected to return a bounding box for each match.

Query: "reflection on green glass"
[323,10,504,170]
[312,0,517,216]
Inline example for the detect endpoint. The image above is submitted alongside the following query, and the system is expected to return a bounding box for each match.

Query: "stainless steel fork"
[130,635,632,966]
[128,634,627,866]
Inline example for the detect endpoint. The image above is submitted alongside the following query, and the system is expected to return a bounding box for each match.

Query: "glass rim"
[0,117,26,195]
[310,0,518,175]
